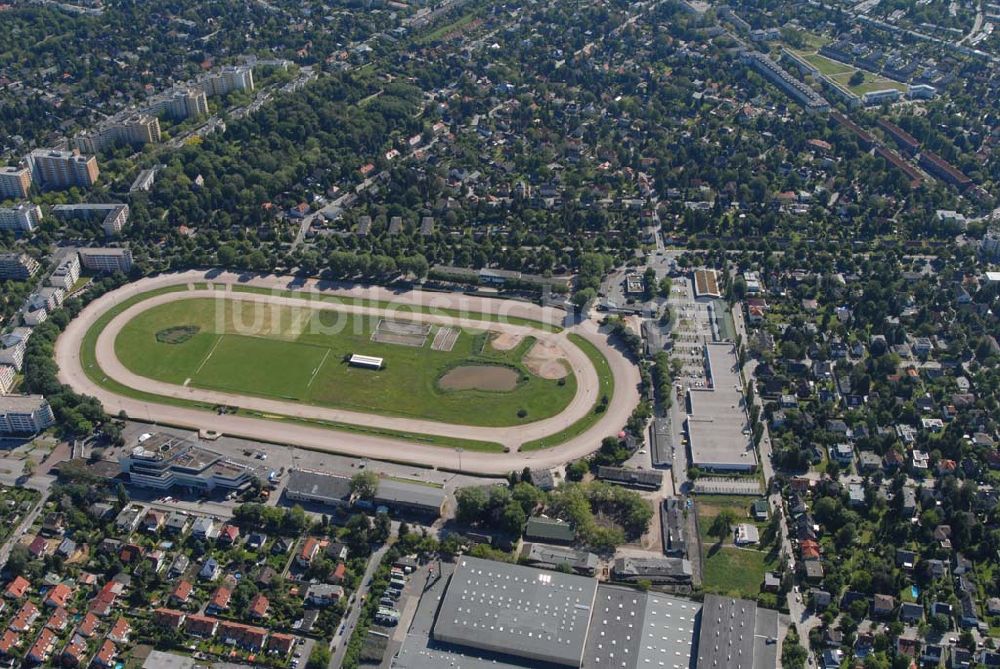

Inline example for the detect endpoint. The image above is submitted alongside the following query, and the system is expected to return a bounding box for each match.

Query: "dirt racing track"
[54,270,640,474]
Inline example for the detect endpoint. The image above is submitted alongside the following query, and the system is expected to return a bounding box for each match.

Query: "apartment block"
[0,253,41,280]
[743,51,830,113]
[201,66,254,96]
[27,149,100,189]
[0,395,55,435]
[48,254,81,291]
[78,247,133,274]
[144,88,209,120]
[0,203,42,234]
[0,166,32,200]
[74,114,161,154]
[919,151,973,189]
[52,203,129,237]
[0,364,14,395]
[0,328,32,372]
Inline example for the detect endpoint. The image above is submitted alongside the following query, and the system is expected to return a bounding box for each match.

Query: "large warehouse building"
[685,342,758,472]
[392,556,774,669]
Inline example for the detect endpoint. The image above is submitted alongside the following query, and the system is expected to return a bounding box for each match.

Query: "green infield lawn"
[114,296,577,427]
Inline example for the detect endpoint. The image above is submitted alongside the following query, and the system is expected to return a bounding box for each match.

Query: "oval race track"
[54,270,641,474]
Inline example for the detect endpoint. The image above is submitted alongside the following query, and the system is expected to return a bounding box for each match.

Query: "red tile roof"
[249,593,269,618]
[9,601,39,631]
[77,613,99,637]
[28,536,47,557]
[172,579,193,603]
[268,632,296,655]
[108,617,130,644]
[153,608,185,630]
[61,634,87,666]
[0,630,18,655]
[93,639,116,667]
[209,586,232,610]
[220,524,240,543]
[4,576,29,599]
[45,583,72,608]
[45,607,69,631]
[184,614,218,637]
[27,627,56,663]
[218,620,267,650]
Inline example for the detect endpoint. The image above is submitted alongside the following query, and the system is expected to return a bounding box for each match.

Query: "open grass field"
[696,495,775,599]
[77,288,504,451]
[114,296,576,427]
[828,71,907,95]
[519,333,614,451]
[799,51,853,75]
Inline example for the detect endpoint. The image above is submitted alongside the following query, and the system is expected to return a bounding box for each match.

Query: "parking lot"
[664,276,711,390]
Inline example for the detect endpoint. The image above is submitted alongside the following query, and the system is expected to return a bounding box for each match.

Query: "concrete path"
[54,270,641,474]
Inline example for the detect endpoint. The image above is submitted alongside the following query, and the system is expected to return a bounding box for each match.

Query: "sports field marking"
[431,326,459,351]
[194,334,224,375]
[307,349,331,389]
[183,378,191,387]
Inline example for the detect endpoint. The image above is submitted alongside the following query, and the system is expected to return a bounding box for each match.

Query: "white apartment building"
[0,253,41,280]
[52,203,129,237]
[0,166,32,200]
[49,254,81,291]
[201,66,254,96]
[0,203,43,234]
[0,395,55,435]
[144,87,209,120]
[74,114,162,154]
[0,364,15,395]
[79,247,133,274]
[0,328,32,372]
[26,149,100,189]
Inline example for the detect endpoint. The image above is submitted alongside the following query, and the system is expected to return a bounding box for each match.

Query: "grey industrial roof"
[752,605,779,669]
[696,594,757,669]
[285,469,352,504]
[524,543,598,572]
[0,394,48,413]
[650,416,674,467]
[597,465,663,488]
[582,586,700,669]
[432,556,598,667]
[686,343,757,471]
[524,517,576,543]
[374,479,446,512]
[582,585,645,668]
[142,651,196,669]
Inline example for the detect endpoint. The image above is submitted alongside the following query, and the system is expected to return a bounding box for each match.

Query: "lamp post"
[455,447,463,473]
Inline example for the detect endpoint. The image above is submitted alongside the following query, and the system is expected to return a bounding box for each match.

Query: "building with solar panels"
[393,556,720,669]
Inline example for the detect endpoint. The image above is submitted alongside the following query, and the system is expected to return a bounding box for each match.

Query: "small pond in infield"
[438,365,519,391]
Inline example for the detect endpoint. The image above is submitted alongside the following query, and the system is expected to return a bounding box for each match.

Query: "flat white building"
[26,149,100,189]
[0,328,32,372]
[74,114,161,154]
[0,253,41,280]
[0,364,15,395]
[49,254,81,291]
[120,432,257,491]
[0,395,55,435]
[144,87,209,120]
[0,203,42,234]
[52,203,129,237]
[79,247,133,274]
[0,166,32,200]
[201,66,254,96]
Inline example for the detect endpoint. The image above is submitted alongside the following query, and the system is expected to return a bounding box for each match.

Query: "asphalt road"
[329,539,392,668]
